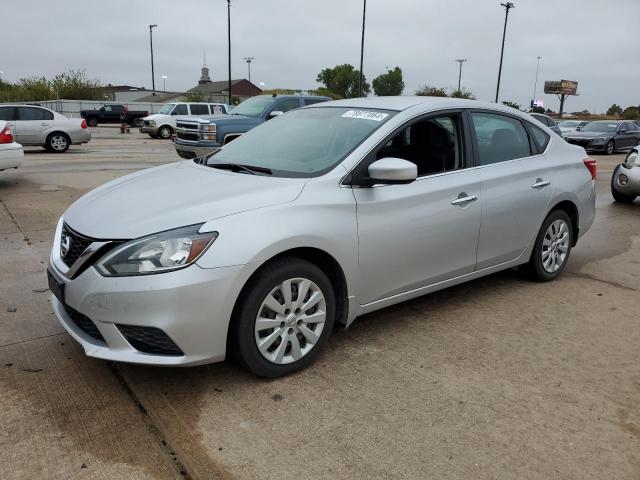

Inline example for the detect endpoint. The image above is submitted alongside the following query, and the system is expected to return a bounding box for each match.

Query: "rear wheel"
[231,258,335,378]
[605,140,615,155]
[46,132,70,153]
[527,210,573,282]
[158,125,173,139]
[611,165,637,203]
[86,117,98,128]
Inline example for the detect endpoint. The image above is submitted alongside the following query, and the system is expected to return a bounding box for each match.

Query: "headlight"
[148,120,156,126]
[202,133,216,141]
[624,150,639,168]
[593,137,607,141]
[96,225,218,276]
[201,123,216,132]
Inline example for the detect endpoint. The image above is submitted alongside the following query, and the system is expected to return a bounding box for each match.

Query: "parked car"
[611,146,640,203]
[140,102,229,139]
[48,97,596,377]
[0,105,90,153]
[563,120,640,155]
[174,94,331,159]
[0,120,24,171]
[530,113,563,137]
[558,120,589,135]
[80,104,149,127]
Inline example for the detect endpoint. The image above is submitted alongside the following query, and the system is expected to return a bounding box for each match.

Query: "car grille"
[117,324,184,356]
[176,131,199,142]
[61,224,94,268]
[64,304,105,342]
[565,138,592,147]
[176,121,200,130]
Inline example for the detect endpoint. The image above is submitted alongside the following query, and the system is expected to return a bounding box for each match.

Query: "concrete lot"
[1,127,638,479]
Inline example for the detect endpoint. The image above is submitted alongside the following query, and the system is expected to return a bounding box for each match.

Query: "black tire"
[605,140,615,155]
[611,165,637,203]
[231,257,336,378]
[86,117,98,128]
[158,125,173,139]
[527,210,573,282]
[46,132,70,153]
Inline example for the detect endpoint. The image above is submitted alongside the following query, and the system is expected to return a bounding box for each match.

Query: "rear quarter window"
[528,123,550,152]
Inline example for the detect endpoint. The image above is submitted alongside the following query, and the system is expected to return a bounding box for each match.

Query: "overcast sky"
[5,0,639,113]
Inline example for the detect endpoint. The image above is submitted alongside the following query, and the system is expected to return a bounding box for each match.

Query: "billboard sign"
[544,80,578,95]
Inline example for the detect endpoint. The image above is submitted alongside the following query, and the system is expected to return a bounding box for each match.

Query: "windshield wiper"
[209,162,272,175]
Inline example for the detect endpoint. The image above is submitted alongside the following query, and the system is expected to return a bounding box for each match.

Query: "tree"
[623,106,639,120]
[502,100,521,110]
[414,85,447,97]
[182,91,204,102]
[606,104,623,116]
[372,67,404,96]
[451,88,475,99]
[316,64,370,98]
[50,70,101,100]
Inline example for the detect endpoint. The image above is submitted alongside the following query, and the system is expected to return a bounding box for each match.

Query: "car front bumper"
[612,164,640,196]
[49,256,250,366]
[140,125,159,135]
[174,140,221,159]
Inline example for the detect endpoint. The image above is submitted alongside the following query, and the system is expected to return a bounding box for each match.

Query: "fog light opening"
[618,174,629,187]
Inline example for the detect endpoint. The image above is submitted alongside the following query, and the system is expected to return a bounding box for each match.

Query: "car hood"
[142,114,166,121]
[565,131,612,139]
[63,161,307,239]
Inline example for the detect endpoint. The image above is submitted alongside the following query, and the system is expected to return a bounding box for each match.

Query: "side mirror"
[268,111,284,119]
[367,158,417,185]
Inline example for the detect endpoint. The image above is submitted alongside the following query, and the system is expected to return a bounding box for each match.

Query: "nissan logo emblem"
[60,232,71,258]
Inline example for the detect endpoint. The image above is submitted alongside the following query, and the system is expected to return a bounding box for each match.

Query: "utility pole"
[531,56,541,108]
[358,0,367,97]
[455,59,467,92]
[149,24,158,95]
[227,0,232,105]
[244,57,255,84]
[494,2,514,103]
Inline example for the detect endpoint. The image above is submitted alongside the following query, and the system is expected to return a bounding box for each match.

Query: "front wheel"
[231,258,336,378]
[527,210,573,282]
[611,165,637,203]
[605,140,615,155]
[158,125,173,139]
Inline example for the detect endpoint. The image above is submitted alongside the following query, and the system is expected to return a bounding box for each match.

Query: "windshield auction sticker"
[341,110,389,121]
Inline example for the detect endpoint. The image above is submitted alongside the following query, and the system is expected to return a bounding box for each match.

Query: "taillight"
[0,126,13,144]
[81,119,87,129]
[583,157,597,180]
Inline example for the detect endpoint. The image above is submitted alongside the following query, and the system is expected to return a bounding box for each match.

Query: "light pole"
[161,75,167,93]
[494,2,514,103]
[358,0,367,97]
[244,57,254,84]
[149,24,158,95]
[227,0,232,105]
[455,59,467,92]
[531,56,541,108]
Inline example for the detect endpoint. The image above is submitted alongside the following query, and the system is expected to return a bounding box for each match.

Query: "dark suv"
[174,94,331,159]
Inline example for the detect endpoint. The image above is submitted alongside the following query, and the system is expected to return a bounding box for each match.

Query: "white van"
[140,102,229,139]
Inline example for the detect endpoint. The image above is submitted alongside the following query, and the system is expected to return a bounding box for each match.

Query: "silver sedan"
[48,97,596,377]
[611,146,640,203]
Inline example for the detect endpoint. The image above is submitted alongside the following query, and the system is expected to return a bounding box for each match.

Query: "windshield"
[158,104,175,115]
[581,121,618,133]
[230,96,275,117]
[558,121,578,127]
[206,107,396,177]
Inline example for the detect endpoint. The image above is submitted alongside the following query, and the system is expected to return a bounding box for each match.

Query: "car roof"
[259,94,331,100]
[308,96,531,115]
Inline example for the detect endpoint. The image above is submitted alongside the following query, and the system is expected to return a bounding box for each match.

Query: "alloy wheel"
[50,135,68,151]
[254,277,326,365]
[541,219,570,273]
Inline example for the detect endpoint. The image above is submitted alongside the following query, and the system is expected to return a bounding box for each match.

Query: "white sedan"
[0,120,23,171]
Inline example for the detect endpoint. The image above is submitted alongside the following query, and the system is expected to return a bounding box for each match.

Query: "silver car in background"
[611,145,640,203]
[0,104,90,152]
[48,97,596,377]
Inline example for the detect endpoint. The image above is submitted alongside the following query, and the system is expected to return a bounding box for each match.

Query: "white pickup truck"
[140,102,229,139]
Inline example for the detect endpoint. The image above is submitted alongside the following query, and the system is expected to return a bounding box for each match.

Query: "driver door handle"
[451,194,478,206]
[531,179,551,189]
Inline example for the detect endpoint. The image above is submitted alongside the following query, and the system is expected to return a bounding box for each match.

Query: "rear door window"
[17,107,53,121]
[209,104,225,114]
[189,104,209,115]
[273,99,301,113]
[303,98,328,106]
[470,112,532,165]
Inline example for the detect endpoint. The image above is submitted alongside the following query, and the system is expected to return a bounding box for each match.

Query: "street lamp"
[226,0,232,105]
[494,2,514,103]
[455,59,467,92]
[358,0,367,97]
[149,24,158,95]
[161,75,167,93]
[531,56,542,108]
[244,57,254,83]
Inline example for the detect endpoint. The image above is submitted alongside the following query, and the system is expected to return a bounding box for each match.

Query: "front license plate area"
[47,268,65,304]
